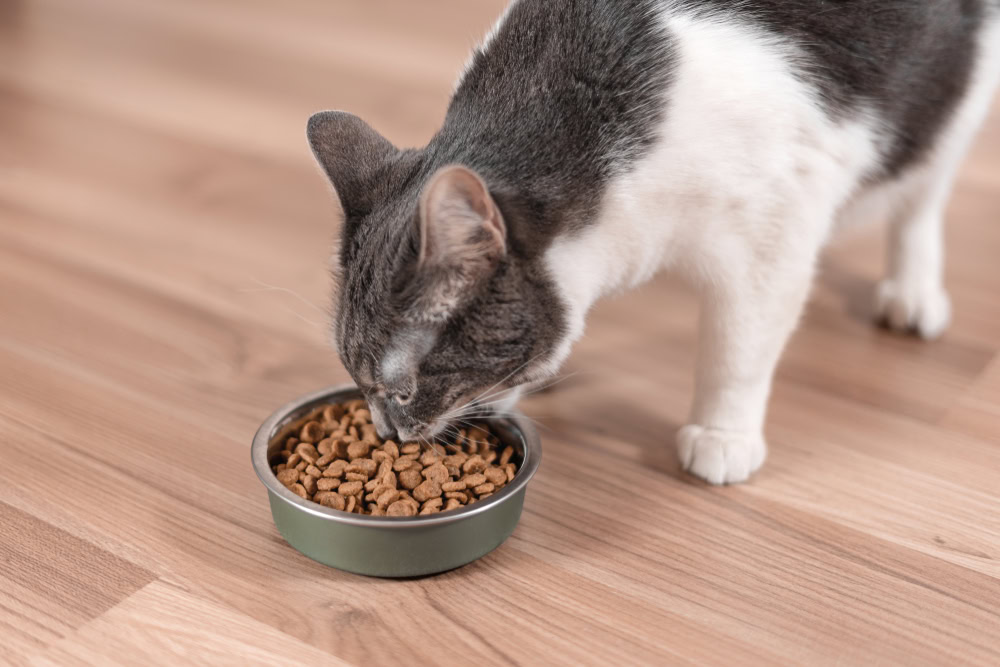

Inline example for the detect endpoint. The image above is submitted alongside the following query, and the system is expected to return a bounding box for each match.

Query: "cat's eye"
[392,391,412,405]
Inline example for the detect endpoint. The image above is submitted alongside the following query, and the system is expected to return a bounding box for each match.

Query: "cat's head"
[307,111,565,442]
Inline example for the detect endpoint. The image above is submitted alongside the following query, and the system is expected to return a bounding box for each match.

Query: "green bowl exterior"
[267,487,526,577]
[253,384,539,578]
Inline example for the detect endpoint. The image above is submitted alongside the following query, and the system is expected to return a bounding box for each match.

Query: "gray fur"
[308,0,992,439]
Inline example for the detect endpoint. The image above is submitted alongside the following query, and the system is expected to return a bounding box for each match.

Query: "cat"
[307,0,1000,484]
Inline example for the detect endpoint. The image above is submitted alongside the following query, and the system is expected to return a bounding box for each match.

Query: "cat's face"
[308,111,565,441]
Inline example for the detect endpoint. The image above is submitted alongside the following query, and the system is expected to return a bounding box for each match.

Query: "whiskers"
[438,370,585,435]
[240,277,331,329]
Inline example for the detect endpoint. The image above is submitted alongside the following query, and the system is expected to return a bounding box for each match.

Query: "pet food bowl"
[251,384,541,577]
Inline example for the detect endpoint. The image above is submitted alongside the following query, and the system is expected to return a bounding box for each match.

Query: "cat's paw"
[874,278,951,340]
[676,425,766,485]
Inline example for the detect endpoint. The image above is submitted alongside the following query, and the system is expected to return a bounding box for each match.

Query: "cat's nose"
[396,427,421,443]
[368,403,397,440]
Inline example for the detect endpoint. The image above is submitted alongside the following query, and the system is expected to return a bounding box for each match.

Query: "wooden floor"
[2,0,999,664]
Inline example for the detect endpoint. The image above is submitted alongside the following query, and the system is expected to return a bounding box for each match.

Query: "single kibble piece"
[485,467,507,485]
[383,441,399,459]
[301,475,319,495]
[399,468,423,490]
[462,455,486,474]
[319,492,346,510]
[332,439,351,459]
[387,500,417,517]
[463,473,487,488]
[377,489,401,510]
[295,442,319,460]
[420,497,444,515]
[290,483,308,499]
[444,498,463,512]
[277,469,299,486]
[317,440,335,458]
[324,460,348,478]
[392,456,419,472]
[422,462,450,484]
[473,482,495,495]
[443,453,468,468]
[499,446,514,466]
[349,459,378,476]
[338,481,363,497]
[299,421,324,444]
[413,480,442,503]
[317,477,341,492]
[445,491,469,504]
[441,481,466,493]
[401,443,420,455]
[347,440,372,460]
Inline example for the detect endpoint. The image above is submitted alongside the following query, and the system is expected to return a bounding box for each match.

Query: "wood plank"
[0,503,155,665]
[31,581,351,667]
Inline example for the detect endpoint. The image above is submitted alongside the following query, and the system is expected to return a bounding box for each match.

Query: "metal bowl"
[251,384,541,577]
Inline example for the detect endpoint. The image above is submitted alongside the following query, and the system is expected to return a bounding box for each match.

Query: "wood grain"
[31,582,351,667]
[1,0,998,664]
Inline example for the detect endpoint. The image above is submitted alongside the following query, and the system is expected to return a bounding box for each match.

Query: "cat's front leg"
[678,255,816,484]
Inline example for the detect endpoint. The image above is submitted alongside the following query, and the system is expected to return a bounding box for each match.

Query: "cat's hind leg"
[874,19,1000,339]
[873,168,954,340]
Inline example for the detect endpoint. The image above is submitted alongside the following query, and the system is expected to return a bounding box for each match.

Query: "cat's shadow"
[590,394,687,480]
[527,380,690,483]
[817,254,880,325]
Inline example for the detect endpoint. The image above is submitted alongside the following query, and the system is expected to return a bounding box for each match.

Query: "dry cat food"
[271,399,519,516]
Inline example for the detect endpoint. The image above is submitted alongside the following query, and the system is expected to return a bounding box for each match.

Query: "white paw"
[676,425,766,485]
[874,279,951,340]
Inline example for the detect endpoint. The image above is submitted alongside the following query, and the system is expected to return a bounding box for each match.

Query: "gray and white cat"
[308,0,1000,484]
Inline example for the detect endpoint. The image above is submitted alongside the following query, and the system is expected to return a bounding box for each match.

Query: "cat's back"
[431,0,998,232]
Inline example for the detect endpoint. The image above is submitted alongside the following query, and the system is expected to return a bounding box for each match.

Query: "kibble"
[398,468,423,490]
[270,399,519,516]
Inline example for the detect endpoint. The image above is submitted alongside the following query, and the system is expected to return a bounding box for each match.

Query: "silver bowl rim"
[252,384,541,528]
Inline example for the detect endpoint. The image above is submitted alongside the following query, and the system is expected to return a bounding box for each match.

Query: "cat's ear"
[306,110,398,216]
[399,165,506,323]
[418,165,506,270]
